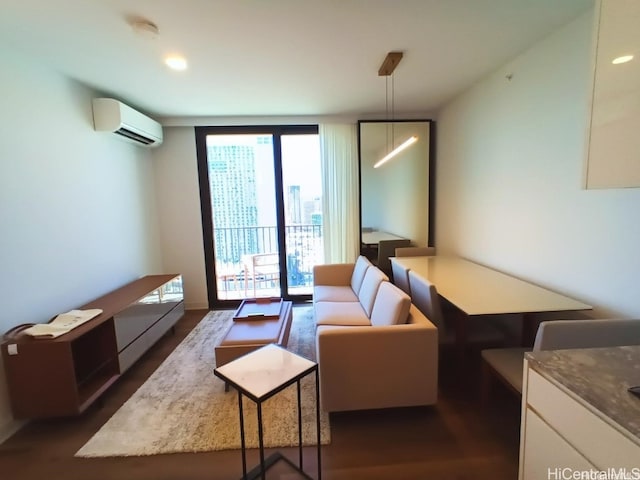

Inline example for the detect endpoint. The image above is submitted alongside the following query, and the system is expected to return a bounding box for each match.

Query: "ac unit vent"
[115,127,156,145]
[92,98,163,147]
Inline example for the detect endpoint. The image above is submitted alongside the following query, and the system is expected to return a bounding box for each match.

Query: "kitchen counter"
[525,345,640,445]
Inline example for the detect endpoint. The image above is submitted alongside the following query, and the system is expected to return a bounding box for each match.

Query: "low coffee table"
[215,298,293,368]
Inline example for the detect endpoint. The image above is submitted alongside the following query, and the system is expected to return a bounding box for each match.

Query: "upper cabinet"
[585,0,640,188]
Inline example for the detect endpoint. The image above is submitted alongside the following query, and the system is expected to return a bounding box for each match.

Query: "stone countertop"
[526,345,640,444]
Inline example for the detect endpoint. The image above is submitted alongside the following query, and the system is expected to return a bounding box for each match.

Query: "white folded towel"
[24,309,103,338]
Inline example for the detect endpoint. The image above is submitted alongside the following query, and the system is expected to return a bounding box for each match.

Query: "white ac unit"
[92,98,163,147]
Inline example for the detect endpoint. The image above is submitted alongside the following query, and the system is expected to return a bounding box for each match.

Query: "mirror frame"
[584,0,640,189]
[357,119,436,257]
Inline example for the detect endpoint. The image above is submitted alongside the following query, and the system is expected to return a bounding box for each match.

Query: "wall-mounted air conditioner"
[92,98,163,147]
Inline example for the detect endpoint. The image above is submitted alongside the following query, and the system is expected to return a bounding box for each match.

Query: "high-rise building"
[208,142,258,263]
[287,185,302,224]
[206,135,278,266]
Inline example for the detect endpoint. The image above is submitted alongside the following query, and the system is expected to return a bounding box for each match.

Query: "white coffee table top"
[214,344,316,401]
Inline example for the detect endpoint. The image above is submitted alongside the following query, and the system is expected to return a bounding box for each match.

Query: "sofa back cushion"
[358,266,388,317]
[351,255,372,294]
[370,282,412,326]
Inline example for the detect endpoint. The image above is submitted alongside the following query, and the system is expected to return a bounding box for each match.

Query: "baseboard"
[185,302,209,310]
[0,418,25,445]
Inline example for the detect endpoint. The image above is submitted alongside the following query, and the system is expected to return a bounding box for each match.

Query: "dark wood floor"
[0,308,521,480]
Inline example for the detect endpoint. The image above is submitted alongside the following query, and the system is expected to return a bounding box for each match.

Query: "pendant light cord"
[384,74,397,153]
[391,73,395,148]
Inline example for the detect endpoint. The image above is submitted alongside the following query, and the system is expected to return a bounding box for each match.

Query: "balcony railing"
[214,224,323,299]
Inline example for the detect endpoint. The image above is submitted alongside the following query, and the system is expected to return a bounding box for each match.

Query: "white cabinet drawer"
[527,369,640,469]
[522,408,594,478]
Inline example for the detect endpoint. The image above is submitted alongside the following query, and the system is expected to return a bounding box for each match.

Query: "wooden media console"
[1,274,184,419]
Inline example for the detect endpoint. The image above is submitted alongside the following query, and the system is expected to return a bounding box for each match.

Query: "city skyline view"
[205,132,323,299]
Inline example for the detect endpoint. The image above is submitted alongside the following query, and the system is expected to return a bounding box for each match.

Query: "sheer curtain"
[319,124,360,264]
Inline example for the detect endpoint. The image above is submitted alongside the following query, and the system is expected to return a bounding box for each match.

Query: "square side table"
[214,344,321,480]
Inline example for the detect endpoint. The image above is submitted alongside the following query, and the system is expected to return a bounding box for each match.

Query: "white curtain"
[319,124,360,264]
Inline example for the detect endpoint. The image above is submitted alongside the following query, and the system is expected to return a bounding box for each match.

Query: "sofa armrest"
[313,263,354,287]
[316,312,438,412]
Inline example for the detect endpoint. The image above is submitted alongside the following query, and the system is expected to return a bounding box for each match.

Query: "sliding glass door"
[281,134,323,296]
[195,126,322,307]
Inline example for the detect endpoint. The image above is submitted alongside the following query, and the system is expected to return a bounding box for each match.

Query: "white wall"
[436,10,640,319]
[0,45,163,441]
[151,127,208,309]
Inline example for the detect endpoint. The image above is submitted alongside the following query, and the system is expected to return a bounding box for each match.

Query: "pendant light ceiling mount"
[378,51,403,76]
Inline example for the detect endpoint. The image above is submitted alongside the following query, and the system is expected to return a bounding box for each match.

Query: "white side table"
[214,344,321,480]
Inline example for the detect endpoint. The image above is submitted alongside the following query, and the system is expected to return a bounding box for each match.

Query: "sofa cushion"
[315,301,371,327]
[313,285,358,303]
[357,267,389,317]
[370,282,412,327]
[350,256,372,295]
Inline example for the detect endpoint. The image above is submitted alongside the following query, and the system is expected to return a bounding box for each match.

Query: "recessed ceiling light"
[165,55,188,71]
[612,55,634,65]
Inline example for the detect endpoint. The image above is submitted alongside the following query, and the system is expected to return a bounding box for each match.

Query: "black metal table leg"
[297,379,303,469]
[238,391,247,479]
[316,369,322,480]
[257,402,266,480]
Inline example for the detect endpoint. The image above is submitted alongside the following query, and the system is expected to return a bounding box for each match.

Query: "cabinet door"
[521,408,594,479]
[527,369,640,469]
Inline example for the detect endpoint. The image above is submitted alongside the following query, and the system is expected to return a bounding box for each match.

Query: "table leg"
[297,379,303,469]
[316,369,322,480]
[521,313,537,347]
[244,266,249,296]
[257,403,266,480]
[453,309,468,364]
[238,391,247,479]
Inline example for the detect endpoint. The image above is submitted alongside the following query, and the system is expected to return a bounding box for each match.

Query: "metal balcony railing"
[214,224,323,299]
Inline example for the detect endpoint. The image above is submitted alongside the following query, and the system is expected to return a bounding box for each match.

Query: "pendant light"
[374,51,419,169]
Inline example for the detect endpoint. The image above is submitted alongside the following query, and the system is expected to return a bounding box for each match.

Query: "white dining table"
[390,256,592,351]
[361,230,406,246]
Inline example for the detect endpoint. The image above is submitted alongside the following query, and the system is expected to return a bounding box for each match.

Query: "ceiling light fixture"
[374,51,417,169]
[130,18,159,39]
[612,54,634,64]
[374,136,418,168]
[165,55,188,71]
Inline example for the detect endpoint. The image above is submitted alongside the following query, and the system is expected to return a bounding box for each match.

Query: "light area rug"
[75,307,330,457]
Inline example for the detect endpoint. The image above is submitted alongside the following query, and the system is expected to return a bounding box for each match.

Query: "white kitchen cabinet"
[519,350,640,479]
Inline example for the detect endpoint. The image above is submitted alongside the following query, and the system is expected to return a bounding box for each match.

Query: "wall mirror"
[585,0,640,188]
[358,120,434,257]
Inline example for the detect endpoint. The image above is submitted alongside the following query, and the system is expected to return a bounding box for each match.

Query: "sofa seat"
[313,285,358,303]
[315,301,371,327]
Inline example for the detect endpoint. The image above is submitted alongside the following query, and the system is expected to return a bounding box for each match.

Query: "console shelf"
[1,274,184,419]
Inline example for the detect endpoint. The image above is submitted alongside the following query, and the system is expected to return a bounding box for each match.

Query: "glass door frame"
[195,124,318,309]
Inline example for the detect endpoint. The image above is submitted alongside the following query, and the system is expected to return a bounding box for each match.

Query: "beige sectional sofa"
[313,256,439,412]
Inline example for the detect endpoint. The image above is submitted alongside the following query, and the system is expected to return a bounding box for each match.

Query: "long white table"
[361,231,406,246]
[390,256,592,350]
